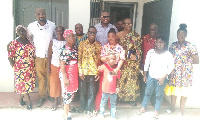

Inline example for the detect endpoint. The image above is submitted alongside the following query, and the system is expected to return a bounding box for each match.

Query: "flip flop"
[136,110,145,115]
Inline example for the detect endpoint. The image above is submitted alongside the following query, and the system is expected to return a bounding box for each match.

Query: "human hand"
[130,53,137,60]
[157,77,165,85]
[116,88,120,93]
[95,75,100,81]
[64,76,70,88]
[143,76,147,83]
[79,73,85,81]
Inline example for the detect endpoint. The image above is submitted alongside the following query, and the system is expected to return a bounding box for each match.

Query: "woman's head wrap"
[15,25,27,34]
[63,29,74,38]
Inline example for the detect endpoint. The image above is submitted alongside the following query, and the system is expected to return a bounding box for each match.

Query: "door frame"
[104,1,138,31]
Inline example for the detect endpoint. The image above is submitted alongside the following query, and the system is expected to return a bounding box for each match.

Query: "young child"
[136,36,174,119]
[97,53,120,120]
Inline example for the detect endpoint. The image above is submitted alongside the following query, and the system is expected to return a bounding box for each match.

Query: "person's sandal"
[27,104,32,110]
[20,100,26,106]
[136,110,145,115]
[165,108,175,114]
[153,114,159,119]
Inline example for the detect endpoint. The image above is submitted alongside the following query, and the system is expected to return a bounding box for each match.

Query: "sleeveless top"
[51,39,66,67]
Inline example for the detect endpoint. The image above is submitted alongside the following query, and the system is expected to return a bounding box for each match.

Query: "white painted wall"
[0,1,14,92]
[165,0,200,108]
[68,0,91,33]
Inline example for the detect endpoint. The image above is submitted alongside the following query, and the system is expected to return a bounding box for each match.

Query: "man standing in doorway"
[95,11,118,46]
[140,23,159,106]
[27,8,56,107]
[116,20,124,32]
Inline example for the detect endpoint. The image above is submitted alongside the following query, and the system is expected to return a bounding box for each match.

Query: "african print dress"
[59,45,78,104]
[118,31,142,101]
[8,40,36,94]
[165,41,198,96]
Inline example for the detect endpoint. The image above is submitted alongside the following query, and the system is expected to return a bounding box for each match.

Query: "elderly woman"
[8,25,36,110]
[59,29,78,120]
[95,28,125,112]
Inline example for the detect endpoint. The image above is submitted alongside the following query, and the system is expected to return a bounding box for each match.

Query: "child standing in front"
[97,54,120,120]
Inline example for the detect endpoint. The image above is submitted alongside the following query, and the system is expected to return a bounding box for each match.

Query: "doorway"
[104,2,138,31]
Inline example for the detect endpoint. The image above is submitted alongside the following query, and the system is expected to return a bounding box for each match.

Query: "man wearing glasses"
[78,26,101,118]
[95,11,118,46]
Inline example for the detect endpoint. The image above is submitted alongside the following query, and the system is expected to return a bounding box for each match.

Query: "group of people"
[7,7,199,120]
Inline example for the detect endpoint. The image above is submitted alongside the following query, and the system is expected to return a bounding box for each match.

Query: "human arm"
[116,70,121,93]
[60,60,69,88]
[191,54,199,64]
[47,40,53,75]
[8,41,15,67]
[143,50,152,83]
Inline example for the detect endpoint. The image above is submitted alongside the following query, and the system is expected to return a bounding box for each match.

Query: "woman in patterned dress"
[59,29,78,120]
[166,24,199,115]
[47,26,66,111]
[116,18,142,105]
[8,25,36,110]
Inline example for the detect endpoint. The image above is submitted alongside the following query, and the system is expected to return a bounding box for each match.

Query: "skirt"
[50,64,61,97]
[165,84,192,97]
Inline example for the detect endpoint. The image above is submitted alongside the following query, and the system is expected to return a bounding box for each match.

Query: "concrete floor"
[0,92,200,120]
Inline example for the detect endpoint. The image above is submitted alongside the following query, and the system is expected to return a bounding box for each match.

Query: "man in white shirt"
[27,8,56,107]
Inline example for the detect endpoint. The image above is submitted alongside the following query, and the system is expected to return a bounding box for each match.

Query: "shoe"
[129,101,137,106]
[70,108,77,113]
[86,111,93,118]
[153,114,159,119]
[47,96,55,103]
[76,107,85,113]
[67,117,72,120]
[165,108,175,114]
[27,104,32,110]
[97,114,104,120]
[136,110,145,115]
[20,100,26,106]
[36,97,46,107]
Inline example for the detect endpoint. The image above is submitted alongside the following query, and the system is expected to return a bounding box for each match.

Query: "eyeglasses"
[124,23,132,26]
[102,16,110,18]
[88,31,97,35]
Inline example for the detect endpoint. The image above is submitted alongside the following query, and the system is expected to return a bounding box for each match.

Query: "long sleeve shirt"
[144,49,174,79]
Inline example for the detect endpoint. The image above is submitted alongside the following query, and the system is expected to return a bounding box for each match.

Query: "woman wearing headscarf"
[59,29,78,120]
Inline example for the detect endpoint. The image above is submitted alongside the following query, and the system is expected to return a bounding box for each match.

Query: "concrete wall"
[0,1,14,92]
[165,0,200,108]
[68,0,91,33]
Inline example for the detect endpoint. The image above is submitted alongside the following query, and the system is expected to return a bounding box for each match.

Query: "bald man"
[27,8,56,107]
[75,23,87,47]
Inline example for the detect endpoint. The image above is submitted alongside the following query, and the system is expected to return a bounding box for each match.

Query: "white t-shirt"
[144,49,174,79]
[27,20,56,58]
